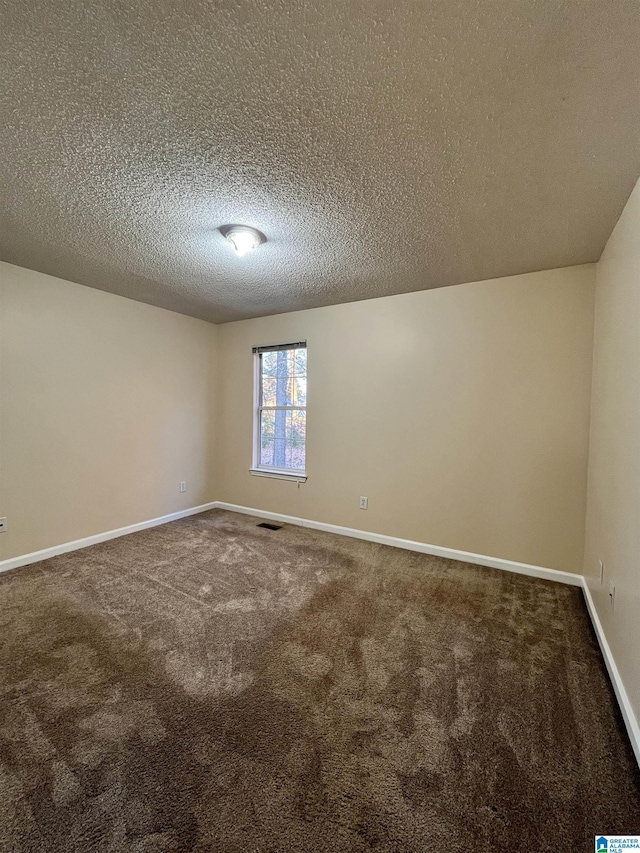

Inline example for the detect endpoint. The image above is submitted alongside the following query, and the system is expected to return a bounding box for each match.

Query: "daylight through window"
[253,342,307,474]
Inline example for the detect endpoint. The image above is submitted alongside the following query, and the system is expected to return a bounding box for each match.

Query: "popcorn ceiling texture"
[1,0,639,323]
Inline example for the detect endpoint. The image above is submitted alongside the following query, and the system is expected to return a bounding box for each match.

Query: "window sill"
[249,468,307,483]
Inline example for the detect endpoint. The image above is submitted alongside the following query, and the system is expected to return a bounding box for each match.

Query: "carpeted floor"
[0,509,638,852]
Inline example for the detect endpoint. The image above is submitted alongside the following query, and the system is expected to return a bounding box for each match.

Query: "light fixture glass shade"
[223,225,264,257]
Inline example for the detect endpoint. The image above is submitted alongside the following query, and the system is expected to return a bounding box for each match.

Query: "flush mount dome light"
[220,225,266,257]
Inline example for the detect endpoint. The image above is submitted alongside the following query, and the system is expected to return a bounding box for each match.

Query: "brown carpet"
[0,509,638,852]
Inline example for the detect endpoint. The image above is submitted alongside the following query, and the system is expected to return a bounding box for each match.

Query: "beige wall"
[584,177,640,723]
[0,262,218,561]
[1,261,597,576]
[218,265,595,573]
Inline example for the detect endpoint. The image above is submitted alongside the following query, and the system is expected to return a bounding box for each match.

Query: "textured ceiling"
[1,0,640,323]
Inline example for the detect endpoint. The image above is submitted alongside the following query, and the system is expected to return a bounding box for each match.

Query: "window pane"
[260,409,305,470]
[261,375,277,407]
[293,347,307,377]
[259,409,275,467]
[261,347,305,378]
[286,409,306,470]
[262,349,297,407]
[291,376,307,406]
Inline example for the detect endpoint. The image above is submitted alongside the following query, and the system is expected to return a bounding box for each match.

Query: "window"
[251,342,307,480]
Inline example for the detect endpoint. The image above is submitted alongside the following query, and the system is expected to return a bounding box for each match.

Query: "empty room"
[1,1,639,851]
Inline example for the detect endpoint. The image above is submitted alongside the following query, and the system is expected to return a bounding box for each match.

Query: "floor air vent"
[257,522,283,531]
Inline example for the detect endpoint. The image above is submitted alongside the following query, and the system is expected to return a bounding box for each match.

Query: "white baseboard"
[581,579,640,767]
[213,501,583,586]
[0,501,218,575]
[0,499,583,586]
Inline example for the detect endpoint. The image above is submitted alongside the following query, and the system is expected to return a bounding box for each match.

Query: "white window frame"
[250,342,307,483]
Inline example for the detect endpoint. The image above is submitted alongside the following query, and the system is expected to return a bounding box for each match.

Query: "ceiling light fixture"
[220,225,266,257]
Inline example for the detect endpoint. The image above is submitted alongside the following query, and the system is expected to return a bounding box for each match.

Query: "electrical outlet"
[599,560,604,585]
[608,582,616,610]
[0,517,6,533]
[359,496,368,510]
[180,481,187,493]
